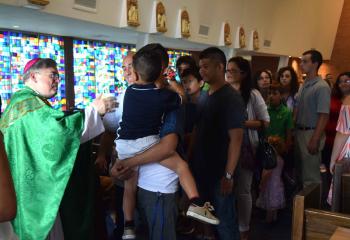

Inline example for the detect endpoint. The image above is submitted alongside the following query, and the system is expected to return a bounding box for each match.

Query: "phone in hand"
[163,67,179,82]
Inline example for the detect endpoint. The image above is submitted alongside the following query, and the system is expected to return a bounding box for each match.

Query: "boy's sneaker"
[186,202,220,225]
[122,227,136,239]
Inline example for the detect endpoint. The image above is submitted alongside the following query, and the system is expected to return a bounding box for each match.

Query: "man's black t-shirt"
[191,84,246,186]
[184,91,207,134]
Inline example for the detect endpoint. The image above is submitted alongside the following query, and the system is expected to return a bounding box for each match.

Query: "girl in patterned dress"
[328,72,350,204]
[256,136,286,223]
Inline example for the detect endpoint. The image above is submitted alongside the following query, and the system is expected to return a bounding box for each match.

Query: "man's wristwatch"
[225,172,233,180]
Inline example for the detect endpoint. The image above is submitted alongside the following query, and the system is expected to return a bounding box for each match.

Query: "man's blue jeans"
[203,181,240,240]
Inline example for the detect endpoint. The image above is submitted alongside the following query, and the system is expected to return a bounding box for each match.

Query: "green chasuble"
[0,87,84,240]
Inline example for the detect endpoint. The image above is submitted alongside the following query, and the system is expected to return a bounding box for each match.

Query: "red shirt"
[325,95,342,146]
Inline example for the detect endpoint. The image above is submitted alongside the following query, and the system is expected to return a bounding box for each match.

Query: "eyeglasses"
[339,79,350,84]
[48,73,60,80]
[35,71,60,80]
[226,69,243,75]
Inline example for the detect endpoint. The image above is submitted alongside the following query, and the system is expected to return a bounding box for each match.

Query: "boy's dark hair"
[133,50,162,83]
[302,49,323,70]
[138,43,169,67]
[199,47,226,72]
[180,68,202,82]
[23,58,57,82]
[270,83,285,94]
[176,56,197,70]
[277,66,299,97]
[228,56,252,105]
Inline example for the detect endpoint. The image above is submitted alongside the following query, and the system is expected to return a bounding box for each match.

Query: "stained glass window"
[167,49,191,70]
[167,48,191,81]
[73,39,95,109]
[38,35,66,109]
[73,39,135,109]
[0,32,11,109]
[0,31,65,112]
[0,30,193,113]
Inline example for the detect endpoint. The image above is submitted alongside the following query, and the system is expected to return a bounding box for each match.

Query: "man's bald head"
[122,52,136,84]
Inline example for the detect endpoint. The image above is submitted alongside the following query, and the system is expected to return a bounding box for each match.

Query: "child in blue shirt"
[115,50,219,239]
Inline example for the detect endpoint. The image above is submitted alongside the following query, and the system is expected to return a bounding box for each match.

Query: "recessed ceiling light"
[13,25,20,28]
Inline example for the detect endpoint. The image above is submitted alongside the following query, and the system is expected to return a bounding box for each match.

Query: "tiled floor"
[249,207,292,240]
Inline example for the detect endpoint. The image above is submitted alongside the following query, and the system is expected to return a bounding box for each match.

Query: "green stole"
[0,87,84,240]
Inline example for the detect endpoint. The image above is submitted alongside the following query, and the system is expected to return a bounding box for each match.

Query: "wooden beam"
[293,194,305,240]
[332,163,345,212]
[330,227,350,240]
[63,37,75,111]
[342,174,350,214]
[292,183,321,240]
[305,209,350,240]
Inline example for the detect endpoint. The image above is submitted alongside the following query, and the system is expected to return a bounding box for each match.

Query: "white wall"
[0,0,344,58]
[267,0,343,58]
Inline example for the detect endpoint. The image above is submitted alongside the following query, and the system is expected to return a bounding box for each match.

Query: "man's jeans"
[199,181,240,240]
[137,188,178,240]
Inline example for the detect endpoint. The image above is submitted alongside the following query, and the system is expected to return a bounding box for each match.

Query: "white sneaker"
[122,227,136,239]
[186,202,220,225]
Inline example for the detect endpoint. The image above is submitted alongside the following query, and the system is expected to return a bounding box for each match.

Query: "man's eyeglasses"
[48,73,60,80]
[35,71,60,80]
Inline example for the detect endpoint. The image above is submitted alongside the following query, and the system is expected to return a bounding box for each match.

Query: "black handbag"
[256,130,277,170]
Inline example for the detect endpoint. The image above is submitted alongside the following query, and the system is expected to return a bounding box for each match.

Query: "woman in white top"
[226,57,270,240]
[328,72,350,204]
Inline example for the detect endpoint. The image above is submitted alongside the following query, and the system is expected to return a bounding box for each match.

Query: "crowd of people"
[1,44,350,240]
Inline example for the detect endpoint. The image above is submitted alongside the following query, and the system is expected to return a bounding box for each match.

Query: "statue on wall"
[239,27,246,48]
[127,0,140,27]
[156,2,167,33]
[224,23,232,46]
[28,0,50,6]
[181,10,190,38]
[253,30,259,50]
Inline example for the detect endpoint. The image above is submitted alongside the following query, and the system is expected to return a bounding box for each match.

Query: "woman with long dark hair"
[327,72,350,204]
[277,66,299,111]
[226,57,269,240]
[321,72,342,206]
[253,69,273,102]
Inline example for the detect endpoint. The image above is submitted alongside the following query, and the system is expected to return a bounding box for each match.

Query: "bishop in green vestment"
[0,58,106,240]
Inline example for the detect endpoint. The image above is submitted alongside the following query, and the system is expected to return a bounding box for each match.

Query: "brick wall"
[330,0,350,80]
